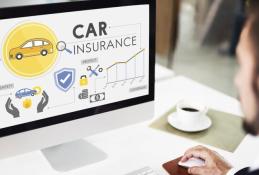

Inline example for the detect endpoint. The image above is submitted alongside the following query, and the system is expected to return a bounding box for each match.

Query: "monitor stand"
[41,139,107,172]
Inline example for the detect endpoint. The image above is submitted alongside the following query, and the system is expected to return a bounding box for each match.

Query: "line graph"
[106,49,145,85]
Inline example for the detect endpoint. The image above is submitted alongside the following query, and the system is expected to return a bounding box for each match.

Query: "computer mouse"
[178,157,205,168]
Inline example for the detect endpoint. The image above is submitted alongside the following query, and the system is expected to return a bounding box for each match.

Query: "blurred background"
[156,0,244,97]
[0,0,243,97]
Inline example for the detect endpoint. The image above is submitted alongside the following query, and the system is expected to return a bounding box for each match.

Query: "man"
[180,0,259,175]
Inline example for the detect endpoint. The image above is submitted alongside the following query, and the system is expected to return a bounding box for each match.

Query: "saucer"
[167,112,212,132]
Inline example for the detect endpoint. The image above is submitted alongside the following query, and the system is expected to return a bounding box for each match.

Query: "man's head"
[235,0,259,135]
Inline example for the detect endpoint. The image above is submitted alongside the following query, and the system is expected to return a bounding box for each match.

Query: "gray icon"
[5,97,20,118]
[79,89,88,100]
[90,92,105,103]
[37,91,49,113]
[56,41,72,54]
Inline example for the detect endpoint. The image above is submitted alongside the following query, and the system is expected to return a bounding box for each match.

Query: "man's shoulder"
[249,169,259,175]
[235,168,259,175]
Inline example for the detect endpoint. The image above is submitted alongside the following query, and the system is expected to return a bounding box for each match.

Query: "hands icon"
[5,97,20,118]
[37,91,49,113]
[5,90,49,117]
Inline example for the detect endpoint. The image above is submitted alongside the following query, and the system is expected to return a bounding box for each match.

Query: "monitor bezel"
[0,0,155,137]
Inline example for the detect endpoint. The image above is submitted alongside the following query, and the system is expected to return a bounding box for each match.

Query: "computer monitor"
[0,0,155,171]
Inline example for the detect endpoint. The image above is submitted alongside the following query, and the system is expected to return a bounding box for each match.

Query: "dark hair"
[244,0,259,134]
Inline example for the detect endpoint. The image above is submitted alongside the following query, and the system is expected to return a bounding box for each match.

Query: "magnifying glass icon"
[56,41,72,54]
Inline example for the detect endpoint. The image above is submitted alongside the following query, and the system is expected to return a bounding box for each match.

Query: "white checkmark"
[60,74,71,84]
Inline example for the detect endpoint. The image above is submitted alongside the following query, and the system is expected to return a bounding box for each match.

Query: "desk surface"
[155,64,175,81]
[0,65,258,175]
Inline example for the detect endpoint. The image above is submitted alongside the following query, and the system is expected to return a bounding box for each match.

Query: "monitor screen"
[0,0,155,137]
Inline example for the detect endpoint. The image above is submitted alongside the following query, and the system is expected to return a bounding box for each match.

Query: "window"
[43,41,49,45]
[22,41,33,48]
[34,40,43,46]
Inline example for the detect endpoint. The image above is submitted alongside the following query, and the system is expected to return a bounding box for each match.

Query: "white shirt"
[250,155,259,172]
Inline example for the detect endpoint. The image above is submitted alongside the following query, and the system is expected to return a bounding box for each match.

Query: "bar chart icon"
[106,49,145,84]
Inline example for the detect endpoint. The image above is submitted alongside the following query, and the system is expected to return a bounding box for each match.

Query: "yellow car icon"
[9,38,53,60]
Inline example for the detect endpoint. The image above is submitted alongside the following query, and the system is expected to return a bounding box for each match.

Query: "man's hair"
[244,0,259,134]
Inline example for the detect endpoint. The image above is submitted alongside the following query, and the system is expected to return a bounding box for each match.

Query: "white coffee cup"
[176,100,208,126]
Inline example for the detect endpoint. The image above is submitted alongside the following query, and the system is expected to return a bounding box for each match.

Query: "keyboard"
[125,167,160,175]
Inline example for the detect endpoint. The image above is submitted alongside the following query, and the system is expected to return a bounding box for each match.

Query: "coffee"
[181,107,199,112]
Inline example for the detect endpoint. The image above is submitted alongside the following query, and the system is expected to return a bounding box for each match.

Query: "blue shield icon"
[54,68,76,92]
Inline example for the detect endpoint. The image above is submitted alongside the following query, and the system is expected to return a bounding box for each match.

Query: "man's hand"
[180,145,232,175]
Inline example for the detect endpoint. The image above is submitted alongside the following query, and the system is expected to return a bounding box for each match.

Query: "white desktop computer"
[0,0,155,172]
